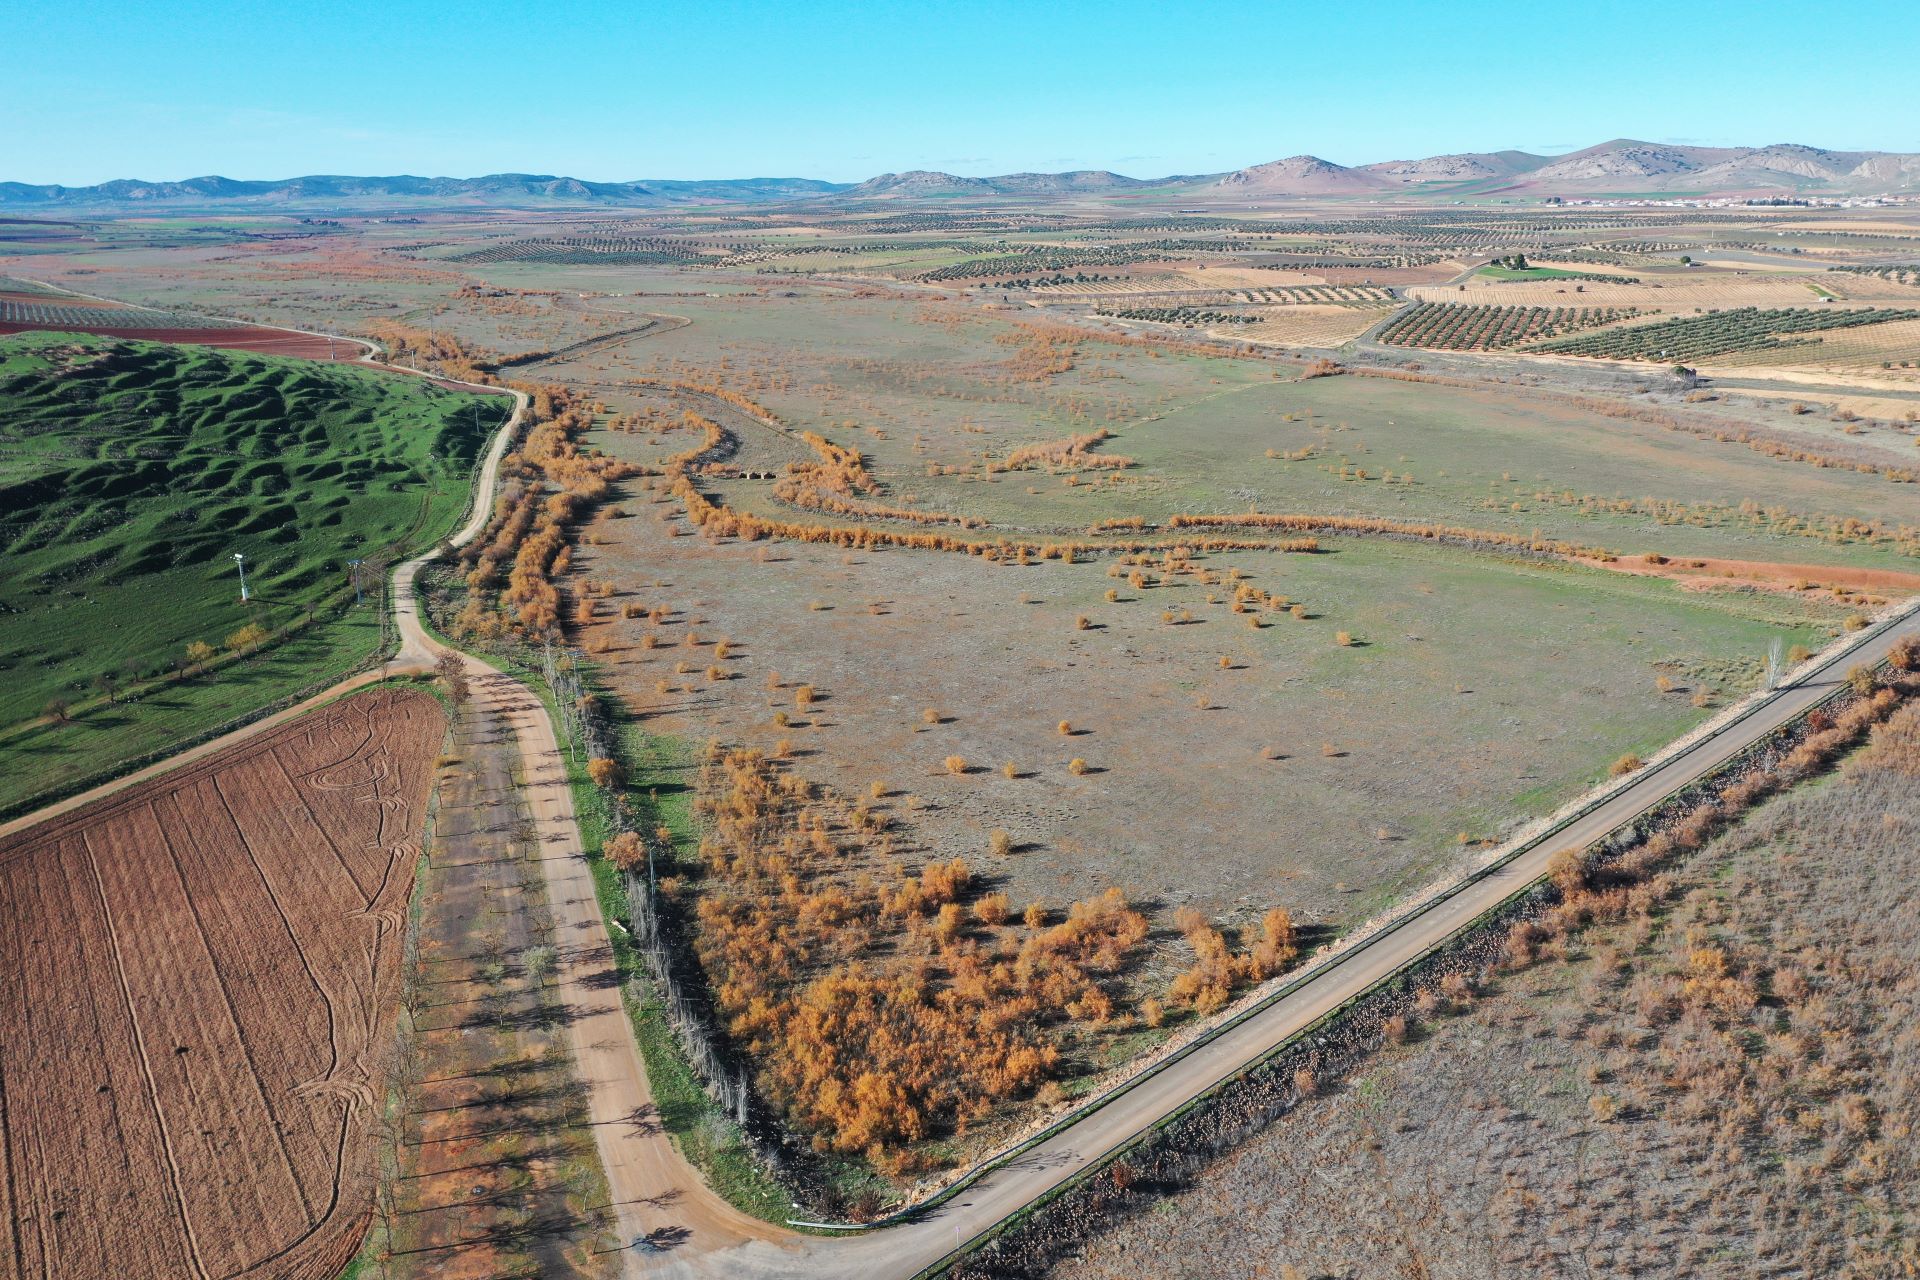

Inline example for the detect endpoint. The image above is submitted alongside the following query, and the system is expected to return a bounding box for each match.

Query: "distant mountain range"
[0,173,850,208]
[5,141,1917,210]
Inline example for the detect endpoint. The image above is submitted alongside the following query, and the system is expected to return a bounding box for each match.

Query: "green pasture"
[0,332,503,813]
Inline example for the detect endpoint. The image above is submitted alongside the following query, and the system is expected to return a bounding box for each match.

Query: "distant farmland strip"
[1377,301,1639,351]
[1530,306,1920,362]
[452,235,723,265]
[0,298,231,329]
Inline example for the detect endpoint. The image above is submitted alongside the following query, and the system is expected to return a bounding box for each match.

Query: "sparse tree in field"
[990,829,1012,858]
[226,622,271,654]
[604,830,647,874]
[1609,753,1643,778]
[1244,907,1298,980]
[974,892,1010,926]
[587,757,625,789]
[523,944,558,987]
[1335,630,1353,647]
[944,755,968,776]
[185,640,216,666]
[1847,664,1878,696]
[795,684,815,707]
[1002,761,1019,780]
[1067,757,1089,776]
[434,652,470,705]
[923,707,941,724]
[933,902,965,944]
[1057,719,1073,736]
[1024,900,1049,930]
[44,697,70,724]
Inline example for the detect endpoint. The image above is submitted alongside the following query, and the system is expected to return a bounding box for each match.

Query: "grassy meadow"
[0,332,503,813]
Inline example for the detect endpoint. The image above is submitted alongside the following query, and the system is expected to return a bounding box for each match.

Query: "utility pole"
[348,558,364,605]
[232,552,249,602]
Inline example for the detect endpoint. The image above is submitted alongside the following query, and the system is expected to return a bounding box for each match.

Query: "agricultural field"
[1046,696,1920,1280]
[1378,301,1639,350]
[0,686,445,1280]
[1533,306,1920,363]
[0,333,501,814]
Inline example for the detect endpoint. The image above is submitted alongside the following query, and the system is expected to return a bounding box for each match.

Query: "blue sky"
[8,0,1913,184]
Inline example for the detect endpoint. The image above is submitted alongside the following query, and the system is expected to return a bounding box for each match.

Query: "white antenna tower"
[232,552,250,602]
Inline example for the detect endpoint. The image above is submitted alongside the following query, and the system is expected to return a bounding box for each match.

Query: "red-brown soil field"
[0,319,350,358]
[0,686,446,1280]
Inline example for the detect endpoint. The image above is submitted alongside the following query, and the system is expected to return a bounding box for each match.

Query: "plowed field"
[0,318,347,359]
[0,686,446,1280]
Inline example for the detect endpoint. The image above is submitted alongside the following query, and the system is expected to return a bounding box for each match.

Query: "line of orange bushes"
[1167,511,1605,560]
[1002,427,1133,472]
[453,382,636,640]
